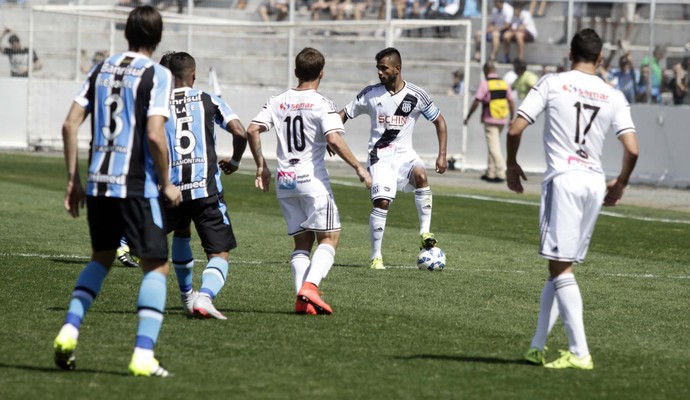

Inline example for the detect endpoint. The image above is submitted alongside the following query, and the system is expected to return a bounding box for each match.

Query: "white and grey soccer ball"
[416,247,446,271]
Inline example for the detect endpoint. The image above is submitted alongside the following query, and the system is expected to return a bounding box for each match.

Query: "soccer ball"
[416,247,446,271]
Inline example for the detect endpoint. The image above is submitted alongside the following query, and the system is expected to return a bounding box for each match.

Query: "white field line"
[3,253,689,280]
[329,179,690,225]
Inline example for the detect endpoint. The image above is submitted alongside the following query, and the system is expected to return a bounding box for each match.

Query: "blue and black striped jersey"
[75,51,172,199]
[166,87,239,201]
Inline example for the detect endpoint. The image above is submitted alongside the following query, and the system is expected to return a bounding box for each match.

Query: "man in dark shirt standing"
[1,28,42,77]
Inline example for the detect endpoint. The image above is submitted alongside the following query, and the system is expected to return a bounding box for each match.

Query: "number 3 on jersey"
[175,116,196,155]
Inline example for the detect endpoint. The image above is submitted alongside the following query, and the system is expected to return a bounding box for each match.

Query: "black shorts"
[166,193,237,254]
[87,196,169,260]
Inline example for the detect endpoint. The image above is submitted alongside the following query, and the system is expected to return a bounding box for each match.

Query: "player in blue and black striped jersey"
[54,6,181,378]
[159,51,248,320]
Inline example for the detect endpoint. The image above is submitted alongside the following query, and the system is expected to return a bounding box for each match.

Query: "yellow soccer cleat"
[129,354,172,377]
[524,347,546,366]
[419,232,437,250]
[544,350,594,370]
[369,257,385,270]
[53,329,78,371]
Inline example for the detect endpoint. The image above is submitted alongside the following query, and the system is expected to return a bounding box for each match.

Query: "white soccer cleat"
[180,290,198,318]
[193,294,227,320]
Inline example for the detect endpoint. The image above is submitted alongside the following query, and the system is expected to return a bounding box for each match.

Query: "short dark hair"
[513,58,527,74]
[159,51,195,80]
[570,28,602,64]
[295,47,324,81]
[8,35,19,44]
[125,5,163,52]
[375,47,402,66]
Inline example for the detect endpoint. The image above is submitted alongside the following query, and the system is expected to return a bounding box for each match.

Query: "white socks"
[369,207,387,259]
[290,250,310,294]
[530,278,559,350]
[305,244,336,287]
[553,273,589,357]
[414,187,432,234]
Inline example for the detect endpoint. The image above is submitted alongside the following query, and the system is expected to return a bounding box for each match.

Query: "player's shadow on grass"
[51,258,87,265]
[394,354,526,365]
[0,362,129,376]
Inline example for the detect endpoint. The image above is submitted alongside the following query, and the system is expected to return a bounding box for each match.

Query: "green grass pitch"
[0,152,688,399]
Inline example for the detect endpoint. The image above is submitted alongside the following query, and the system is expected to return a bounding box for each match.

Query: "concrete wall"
[1,77,689,188]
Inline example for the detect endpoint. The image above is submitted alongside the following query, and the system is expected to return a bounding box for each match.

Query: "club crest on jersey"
[401,100,412,113]
[277,169,297,190]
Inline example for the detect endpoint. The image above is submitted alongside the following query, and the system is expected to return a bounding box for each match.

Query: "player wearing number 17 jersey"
[340,47,448,270]
[159,51,248,320]
[247,47,371,315]
[507,28,639,370]
[54,6,181,377]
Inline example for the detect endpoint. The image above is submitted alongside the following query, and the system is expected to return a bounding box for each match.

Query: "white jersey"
[251,89,344,198]
[344,81,440,166]
[517,70,635,182]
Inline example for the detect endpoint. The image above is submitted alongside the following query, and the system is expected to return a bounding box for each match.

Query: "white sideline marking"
[3,253,689,280]
[329,179,690,225]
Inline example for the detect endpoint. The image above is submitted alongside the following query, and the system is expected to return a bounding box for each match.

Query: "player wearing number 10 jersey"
[159,51,248,320]
[247,47,371,315]
[507,28,639,370]
[55,6,181,377]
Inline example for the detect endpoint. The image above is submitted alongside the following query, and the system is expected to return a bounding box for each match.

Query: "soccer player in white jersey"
[507,28,639,369]
[247,47,371,315]
[339,47,448,270]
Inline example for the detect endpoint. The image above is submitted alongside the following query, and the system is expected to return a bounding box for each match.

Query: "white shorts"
[539,171,606,263]
[369,150,425,203]
[279,194,341,236]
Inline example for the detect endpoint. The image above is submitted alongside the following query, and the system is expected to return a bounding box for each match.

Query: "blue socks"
[65,261,108,329]
[172,236,194,294]
[200,257,228,299]
[135,271,167,350]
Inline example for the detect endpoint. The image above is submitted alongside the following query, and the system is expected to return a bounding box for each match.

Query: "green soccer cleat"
[53,330,77,371]
[524,347,546,366]
[419,232,437,250]
[116,245,140,268]
[369,257,385,270]
[129,354,172,377]
[544,350,594,370]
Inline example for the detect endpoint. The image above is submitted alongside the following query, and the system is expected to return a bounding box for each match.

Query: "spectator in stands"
[641,45,666,104]
[589,2,614,44]
[447,69,464,96]
[611,53,640,104]
[610,2,636,43]
[259,0,289,23]
[474,0,514,62]
[528,0,547,18]
[80,49,109,74]
[1,28,42,77]
[668,59,688,105]
[337,0,370,20]
[311,0,339,20]
[502,1,537,63]
[236,0,247,9]
[636,64,651,103]
[512,58,538,100]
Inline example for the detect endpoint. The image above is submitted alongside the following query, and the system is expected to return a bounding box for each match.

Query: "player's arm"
[506,116,530,193]
[62,101,88,218]
[147,115,181,207]
[219,119,248,175]
[604,131,639,206]
[247,122,271,192]
[432,114,448,174]
[326,130,371,189]
[338,109,349,124]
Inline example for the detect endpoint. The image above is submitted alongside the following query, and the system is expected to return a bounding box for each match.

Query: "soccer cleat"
[128,354,171,377]
[193,294,227,320]
[297,283,333,315]
[524,347,546,366]
[116,245,140,268]
[53,330,77,371]
[180,290,198,318]
[544,350,594,370]
[419,232,437,250]
[369,257,385,270]
[295,297,317,315]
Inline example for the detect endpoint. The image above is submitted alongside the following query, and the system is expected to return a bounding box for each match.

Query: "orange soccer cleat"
[297,282,333,315]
